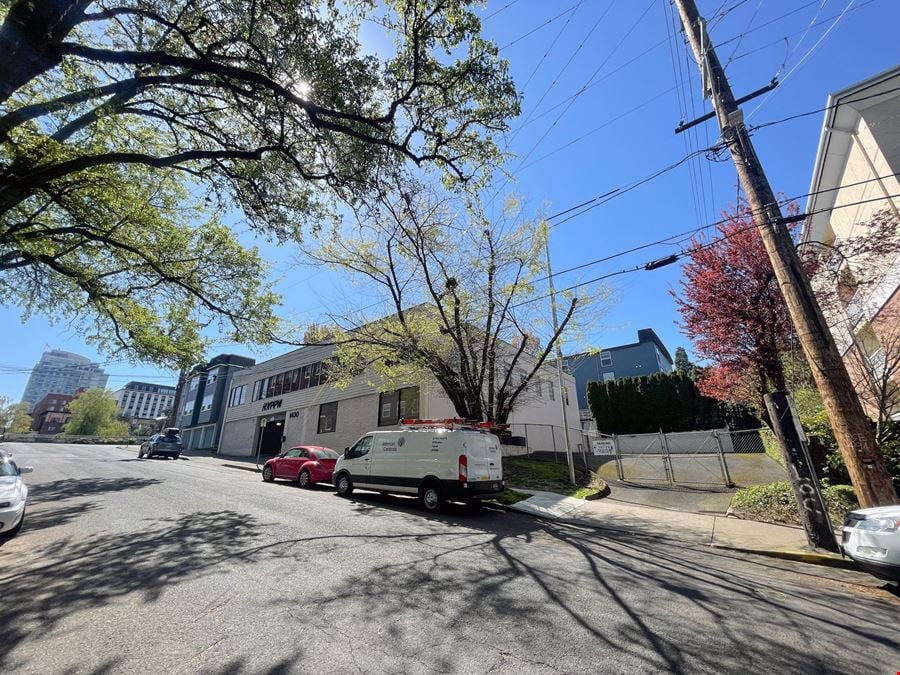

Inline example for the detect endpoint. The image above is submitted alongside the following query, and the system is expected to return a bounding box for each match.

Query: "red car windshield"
[312,449,338,460]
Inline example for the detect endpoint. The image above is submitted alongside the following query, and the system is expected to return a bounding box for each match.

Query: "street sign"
[592,439,616,456]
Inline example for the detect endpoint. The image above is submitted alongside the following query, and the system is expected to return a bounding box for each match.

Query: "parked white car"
[0,458,33,537]
[841,504,900,582]
[333,426,504,511]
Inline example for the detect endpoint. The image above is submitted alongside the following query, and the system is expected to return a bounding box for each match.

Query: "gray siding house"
[179,353,256,450]
[564,329,673,413]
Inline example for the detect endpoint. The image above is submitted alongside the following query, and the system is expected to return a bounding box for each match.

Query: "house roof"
[563,328,672,364]
[804,65,900,243]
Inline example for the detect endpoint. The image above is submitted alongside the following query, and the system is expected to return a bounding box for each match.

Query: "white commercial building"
[218,342,581,458]
[21,350,109,411]
[114,381,177,424]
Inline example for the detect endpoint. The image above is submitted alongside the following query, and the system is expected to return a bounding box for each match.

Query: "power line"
[513,190,900,309]
[518,1,586,93]
[545,146,716,226]
[747,0,858,120]
[498,1,582,51]
[536,170,900,286]
[514,0,657,170]
[728,0,879,64]
[747,83,900,133]
[536,83,900,233]
[483,0,523,22]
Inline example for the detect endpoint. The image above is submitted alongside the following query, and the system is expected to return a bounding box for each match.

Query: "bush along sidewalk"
[730,480,858,527]
[493,456,610,505]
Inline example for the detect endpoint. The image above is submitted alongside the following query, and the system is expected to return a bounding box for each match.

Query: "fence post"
[659,429,674,484]
[614,434,624,481]
[551,425,558,464]
[714,431,734,487]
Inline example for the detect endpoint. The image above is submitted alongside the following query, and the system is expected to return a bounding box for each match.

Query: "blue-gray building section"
[179,353,255,450]
[565,329,674,411]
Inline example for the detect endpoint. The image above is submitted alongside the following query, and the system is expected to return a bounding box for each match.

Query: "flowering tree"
[672,201,799,416]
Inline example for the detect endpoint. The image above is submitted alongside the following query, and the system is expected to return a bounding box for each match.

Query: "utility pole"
[545,237,577,485]
[672,0,896,506]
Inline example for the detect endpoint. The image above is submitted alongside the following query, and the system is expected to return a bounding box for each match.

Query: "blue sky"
[1,0,897,399]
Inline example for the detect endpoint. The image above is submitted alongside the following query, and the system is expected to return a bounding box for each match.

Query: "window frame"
[600,351,613,367]
[317,401,338,434]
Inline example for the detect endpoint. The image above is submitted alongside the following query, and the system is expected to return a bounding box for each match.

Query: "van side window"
[347,436,373,459]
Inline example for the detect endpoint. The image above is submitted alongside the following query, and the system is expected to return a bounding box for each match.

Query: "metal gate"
[586,429,737,488]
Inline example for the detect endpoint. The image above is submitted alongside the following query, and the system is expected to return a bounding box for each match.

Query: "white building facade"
[114,381,177,424]
[21,350,109,411]
[218,343,581,458]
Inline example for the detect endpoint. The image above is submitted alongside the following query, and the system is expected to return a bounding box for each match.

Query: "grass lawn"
[496,456,607,503]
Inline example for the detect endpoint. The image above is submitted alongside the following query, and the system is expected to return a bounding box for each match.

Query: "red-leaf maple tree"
[673,201,802,416]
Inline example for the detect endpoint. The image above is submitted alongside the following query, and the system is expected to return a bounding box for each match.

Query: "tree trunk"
[0,0,91,105]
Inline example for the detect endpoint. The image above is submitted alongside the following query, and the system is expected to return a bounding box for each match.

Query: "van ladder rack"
[400,418,509,433]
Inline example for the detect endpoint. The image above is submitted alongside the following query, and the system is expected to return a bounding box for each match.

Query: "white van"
[332,427,504,511]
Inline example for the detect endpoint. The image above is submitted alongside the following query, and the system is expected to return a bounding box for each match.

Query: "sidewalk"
[505,488,856,570]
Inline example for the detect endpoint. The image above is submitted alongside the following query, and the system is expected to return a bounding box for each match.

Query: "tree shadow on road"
[27,477,162,505]
[0,510,262,671]
[2,493,897,674]
[264,496,900,674]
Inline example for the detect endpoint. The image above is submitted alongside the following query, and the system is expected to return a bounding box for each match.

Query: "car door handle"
[363,457,370,461]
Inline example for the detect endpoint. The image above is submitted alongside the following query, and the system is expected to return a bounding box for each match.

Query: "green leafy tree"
[0,397,32,433]
[64,388,129,436]
[674,346,695,378]
[0,0,518,365]
[307,179,609,423]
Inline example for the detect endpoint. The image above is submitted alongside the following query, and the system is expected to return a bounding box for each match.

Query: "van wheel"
[420,481,444,512]
[336,473,353,497]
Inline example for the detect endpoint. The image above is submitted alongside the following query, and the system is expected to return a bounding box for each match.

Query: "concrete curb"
[710,544,860,570]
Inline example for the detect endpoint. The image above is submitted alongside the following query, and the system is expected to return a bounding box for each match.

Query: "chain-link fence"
[501,423,593,471]
[574,428,781,488]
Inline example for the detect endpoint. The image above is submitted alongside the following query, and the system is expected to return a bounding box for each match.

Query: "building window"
[600,351,612,367]
[182,399,195,416]
[200,394,214,412]
[603,372,615,382]
[378,387,420,426]
[318,402,338,433]
[229,384,247,407]
[207,367,219,384]
[189,377,199,391]
[549,381,555,401]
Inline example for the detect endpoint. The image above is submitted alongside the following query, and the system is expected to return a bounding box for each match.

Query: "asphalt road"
[1,442,897,675]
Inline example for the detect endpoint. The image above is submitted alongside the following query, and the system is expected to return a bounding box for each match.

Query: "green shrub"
[731,480,859,526]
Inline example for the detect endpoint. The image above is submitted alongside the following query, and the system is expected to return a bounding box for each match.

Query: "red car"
[262,446,339,488]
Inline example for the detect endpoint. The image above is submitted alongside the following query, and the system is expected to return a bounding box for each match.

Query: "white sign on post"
[592,439,616,456]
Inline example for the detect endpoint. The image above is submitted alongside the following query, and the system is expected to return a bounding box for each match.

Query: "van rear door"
[464,433,502,482]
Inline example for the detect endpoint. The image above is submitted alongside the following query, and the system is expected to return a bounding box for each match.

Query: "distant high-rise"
[21,350,109,410]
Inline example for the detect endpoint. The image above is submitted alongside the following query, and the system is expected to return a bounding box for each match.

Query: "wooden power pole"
[672,0,896,506]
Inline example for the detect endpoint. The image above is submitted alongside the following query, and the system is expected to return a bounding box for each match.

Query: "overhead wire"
[533,171,900,287]
[498,1,582,51]
[537,84,900,233]
[747,0,858,120]
[513,189,900,309]
[483,0,523,22]
[727,0,879,64]
[663,0,706,225]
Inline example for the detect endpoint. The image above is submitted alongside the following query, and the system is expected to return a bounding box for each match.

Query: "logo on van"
[397,436,405,447]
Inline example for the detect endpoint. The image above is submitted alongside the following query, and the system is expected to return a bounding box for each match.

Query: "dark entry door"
[259,420,284,456]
